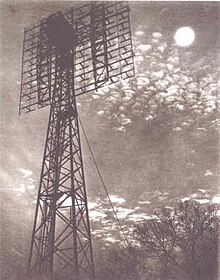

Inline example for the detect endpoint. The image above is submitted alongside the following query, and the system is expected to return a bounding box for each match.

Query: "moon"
[174,27,195,47]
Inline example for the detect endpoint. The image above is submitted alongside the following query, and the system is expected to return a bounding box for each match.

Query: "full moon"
[174,27,195,46]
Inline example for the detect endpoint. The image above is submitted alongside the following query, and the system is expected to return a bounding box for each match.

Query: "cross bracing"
[20,2,134,279]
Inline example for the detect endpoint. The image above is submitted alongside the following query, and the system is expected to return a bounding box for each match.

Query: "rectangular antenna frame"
[19,1,134,114]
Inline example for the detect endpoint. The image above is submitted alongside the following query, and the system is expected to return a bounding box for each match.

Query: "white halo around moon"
[174,27,195,47]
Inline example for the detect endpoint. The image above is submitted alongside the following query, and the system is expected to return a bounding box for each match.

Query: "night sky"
[0,1,219,278]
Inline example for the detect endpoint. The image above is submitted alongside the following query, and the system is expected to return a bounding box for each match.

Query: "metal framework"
[19,2,134,280]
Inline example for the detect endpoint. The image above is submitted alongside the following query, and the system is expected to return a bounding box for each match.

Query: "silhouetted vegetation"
[95,201,219,280]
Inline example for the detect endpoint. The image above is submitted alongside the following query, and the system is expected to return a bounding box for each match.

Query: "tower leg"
[28,98,95,280]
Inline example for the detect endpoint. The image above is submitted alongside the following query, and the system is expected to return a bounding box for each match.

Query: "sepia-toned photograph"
[0,1,219,280]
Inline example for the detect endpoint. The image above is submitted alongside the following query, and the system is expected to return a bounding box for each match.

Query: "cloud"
[92,30,219,132]
[135,30,144,36]
[212,196,220,204]
[14,184,26,193]
[88,201,100,210]
[138,44,152,52]
[89,210,107,221]
[198,188,209,194]
[97,110,105,116]
[114,207,135,219]
[128,213,155,222]
[20,168,33,177]
[204,170,213,176]
[86,187,219,245]
[138,200,151,205]
[26,184,35,190]
[195,199,210,204]
[103,236,120,244]
[108,195,126,204]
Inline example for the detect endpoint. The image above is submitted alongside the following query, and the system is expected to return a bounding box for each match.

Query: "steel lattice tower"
[19,2,134,280]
